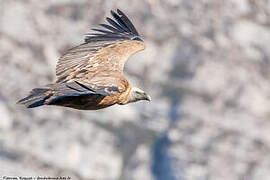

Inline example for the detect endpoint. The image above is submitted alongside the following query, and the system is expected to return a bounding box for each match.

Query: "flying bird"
[18,9,150,110]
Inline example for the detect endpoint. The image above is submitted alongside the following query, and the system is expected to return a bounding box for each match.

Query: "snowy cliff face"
[1,0,270,179]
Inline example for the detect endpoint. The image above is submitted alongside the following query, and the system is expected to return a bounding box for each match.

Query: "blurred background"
[0,0,270,179]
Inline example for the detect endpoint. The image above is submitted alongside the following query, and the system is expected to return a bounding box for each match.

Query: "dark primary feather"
[110,11,129,31]
[106,17,126,32]
[17,88,51,108]
[85,9,141,42]
[117,9,139,36]
[99,24,124,33]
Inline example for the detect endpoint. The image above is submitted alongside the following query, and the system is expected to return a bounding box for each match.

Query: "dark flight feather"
[117,9,139,36]
[110,11,129,31]
[85,9,141,42]
[106,17,126,32]
[99,24,124,33]
[17,88,52,108]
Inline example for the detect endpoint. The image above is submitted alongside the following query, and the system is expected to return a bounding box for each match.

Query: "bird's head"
[119,87,151,105]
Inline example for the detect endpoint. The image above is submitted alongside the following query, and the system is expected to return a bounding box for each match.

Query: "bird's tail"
[17,88,53,108]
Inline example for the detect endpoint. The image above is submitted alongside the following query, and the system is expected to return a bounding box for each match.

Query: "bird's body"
[18,9,150,110]
[38,76,131,110]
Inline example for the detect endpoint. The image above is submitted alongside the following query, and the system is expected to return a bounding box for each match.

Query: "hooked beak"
[145,94,151,102]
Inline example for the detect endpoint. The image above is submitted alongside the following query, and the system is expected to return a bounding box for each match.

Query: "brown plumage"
[18,9,151,110]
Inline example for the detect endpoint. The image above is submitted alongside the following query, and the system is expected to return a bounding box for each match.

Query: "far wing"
[56,9,145,84]
[64,81,120,96]
[46,81,121,105]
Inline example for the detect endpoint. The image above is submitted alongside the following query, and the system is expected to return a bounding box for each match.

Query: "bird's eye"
[132,37,143,42]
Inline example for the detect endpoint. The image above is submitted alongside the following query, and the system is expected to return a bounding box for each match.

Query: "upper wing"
[56,9,145,86]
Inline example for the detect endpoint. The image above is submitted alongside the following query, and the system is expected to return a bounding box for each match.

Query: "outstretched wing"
[56,9,145,90]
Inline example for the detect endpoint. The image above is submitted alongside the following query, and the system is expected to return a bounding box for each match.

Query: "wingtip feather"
[85,9,141,43]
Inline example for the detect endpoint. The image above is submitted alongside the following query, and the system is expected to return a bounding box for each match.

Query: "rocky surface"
[0,0,270,180]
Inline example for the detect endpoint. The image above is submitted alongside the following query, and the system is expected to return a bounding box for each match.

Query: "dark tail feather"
[17,88,52,108]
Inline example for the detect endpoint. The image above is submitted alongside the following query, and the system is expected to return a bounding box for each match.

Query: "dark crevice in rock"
[151,102,182,180]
